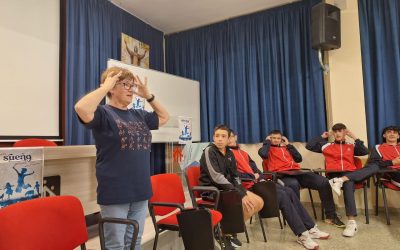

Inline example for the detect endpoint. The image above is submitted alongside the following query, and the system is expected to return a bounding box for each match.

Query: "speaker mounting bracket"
[318,49,329,74]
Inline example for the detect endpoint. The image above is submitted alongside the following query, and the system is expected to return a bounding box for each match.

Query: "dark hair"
[332,123,347,131]
[268,130,282,136]
[213,124,231,136]
[229,128,236,136]
[381,126,400,143]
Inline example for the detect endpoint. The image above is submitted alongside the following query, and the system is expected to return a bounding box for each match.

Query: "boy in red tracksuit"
[229,130,329,250]
[258,130,344,228]
[306,123,369,237]
[327,125,400,195]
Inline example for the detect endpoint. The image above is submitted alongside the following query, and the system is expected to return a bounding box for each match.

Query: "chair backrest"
[185,165,202,198]
[354,157,363,170]
[13,138,58,147]
[149,173,186,216]
[0,195,88,250]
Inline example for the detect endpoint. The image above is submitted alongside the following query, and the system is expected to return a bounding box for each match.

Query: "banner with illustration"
[178,116,192,144]
[0,148,43,209]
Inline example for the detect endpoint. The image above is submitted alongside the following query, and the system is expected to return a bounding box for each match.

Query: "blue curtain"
[358,0,400,146]
[165,0,325,143]
[66,0,165,173]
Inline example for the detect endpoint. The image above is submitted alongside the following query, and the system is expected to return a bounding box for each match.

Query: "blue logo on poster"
[132,96,145,110]
[179,123,192,141]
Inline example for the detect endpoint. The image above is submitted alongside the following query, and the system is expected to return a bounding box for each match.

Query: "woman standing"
[75,66,169,250]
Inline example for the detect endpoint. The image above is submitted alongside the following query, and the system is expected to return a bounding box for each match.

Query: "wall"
[324,0,368,143]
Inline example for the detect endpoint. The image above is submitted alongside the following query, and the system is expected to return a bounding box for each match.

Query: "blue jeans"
[100,200,148,250]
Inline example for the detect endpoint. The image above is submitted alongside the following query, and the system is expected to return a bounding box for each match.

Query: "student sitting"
[199,124,264,249]
[328,125,400,193]
[229,130,329,250]
[306,123,369,237]
[258,130,344,228]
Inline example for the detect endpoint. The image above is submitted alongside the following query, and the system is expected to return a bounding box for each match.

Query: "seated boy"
[199,124,263,248]
[229,130,329,250]
[306,123,369,237]
[258,130,344,228]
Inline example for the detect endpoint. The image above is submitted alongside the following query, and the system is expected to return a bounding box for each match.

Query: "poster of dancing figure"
[0,148,43,209]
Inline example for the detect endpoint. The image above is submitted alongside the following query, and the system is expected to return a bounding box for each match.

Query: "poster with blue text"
[178,116,192,144]
[0,148,43,209]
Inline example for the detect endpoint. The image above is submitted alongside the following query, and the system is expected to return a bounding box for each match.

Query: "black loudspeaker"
[311,2,341,50]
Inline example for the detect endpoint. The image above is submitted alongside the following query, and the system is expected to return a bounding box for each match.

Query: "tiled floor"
[82,205,400,250]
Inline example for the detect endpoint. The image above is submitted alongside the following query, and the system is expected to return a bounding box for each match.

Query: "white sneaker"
[390,179,400,188]
[329,177,343,196]
[297,231,319,249]
[309,225,330,239]
[342,220,358,237]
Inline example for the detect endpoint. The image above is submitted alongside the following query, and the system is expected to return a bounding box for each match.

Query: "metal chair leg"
[258,213,267,242]
[278,215,283,229]
[249,215,253,224]
[244,225,250,243]
[308,188,317,220]
[381,185,391,225]
[363,184,369,224]
[153,230,159,250]
[375,177,379,216]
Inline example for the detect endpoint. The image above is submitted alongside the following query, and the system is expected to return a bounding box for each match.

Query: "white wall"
[0,0,60,138]
[325,0,368,142]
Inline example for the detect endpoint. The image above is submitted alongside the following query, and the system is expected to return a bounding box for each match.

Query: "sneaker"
[221,236,235,250]
[325,214,345,228]
[297,231,319,250]
[329,177,344,196]
[390,179,400,188]
[230,235,242,248]
[308,225,330,239]
[342,220,358,237]
[226,235,241,248]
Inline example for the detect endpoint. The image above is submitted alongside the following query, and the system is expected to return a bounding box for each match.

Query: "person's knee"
[246,191,264,214]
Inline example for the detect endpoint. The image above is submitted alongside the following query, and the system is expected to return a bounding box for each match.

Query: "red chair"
[13,138,58,147]
[149,173,223,250]
[0,196,88,250]
[185,165,220,209]
[185,166,256,243]
[375,169,400,225]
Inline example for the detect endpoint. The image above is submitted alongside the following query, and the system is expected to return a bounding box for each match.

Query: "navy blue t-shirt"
[83,105,159,205]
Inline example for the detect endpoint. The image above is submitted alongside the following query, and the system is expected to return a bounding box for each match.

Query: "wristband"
[146,94,155,103]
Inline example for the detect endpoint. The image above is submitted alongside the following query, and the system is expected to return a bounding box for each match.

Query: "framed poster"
[121,33,150,68]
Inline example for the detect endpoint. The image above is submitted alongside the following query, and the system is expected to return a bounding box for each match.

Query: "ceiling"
[110,0,299,34]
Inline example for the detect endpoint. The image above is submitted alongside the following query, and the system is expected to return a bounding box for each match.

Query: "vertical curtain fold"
[358,0,400,146]
[165,0,325,143]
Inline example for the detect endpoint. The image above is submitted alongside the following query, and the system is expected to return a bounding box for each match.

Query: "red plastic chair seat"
[158,209,222,227]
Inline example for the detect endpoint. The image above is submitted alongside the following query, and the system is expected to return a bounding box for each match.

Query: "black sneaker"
[222,236,235,250]
[325,214,345,228]
[228,235,242,248]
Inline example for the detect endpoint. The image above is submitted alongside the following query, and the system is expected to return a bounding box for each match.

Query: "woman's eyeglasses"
[117,81,136,90]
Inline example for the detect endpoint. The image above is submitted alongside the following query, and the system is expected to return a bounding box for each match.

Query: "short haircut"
[100,66,134,97]
[213,124,231,136]
[381,125,400,143]
[332,123,347,131]
[229,128,237,136]
[268,130,282,136]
